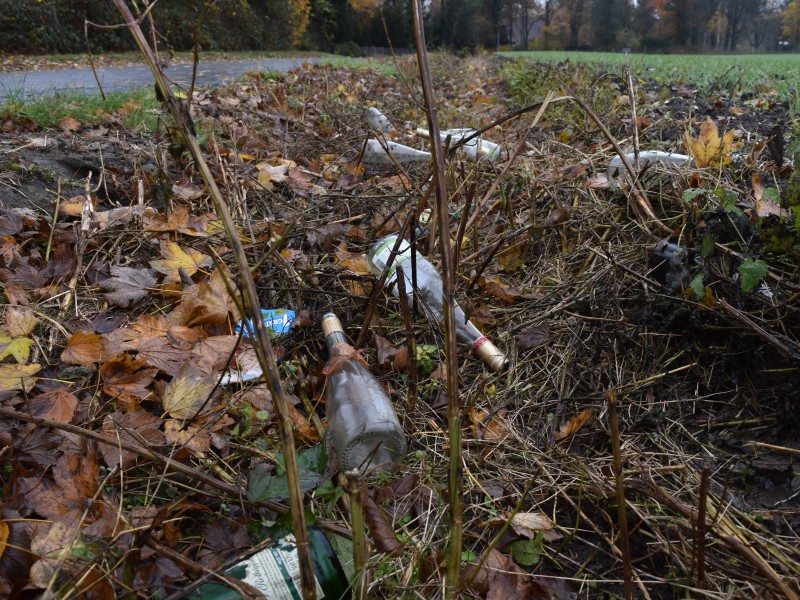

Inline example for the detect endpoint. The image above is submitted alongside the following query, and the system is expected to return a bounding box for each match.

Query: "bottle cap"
[321,313,344,338]
[473,336,509,372]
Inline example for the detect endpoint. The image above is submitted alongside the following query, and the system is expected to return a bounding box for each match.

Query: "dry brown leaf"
[100,266,157,308]
[137,336,193,376]
[515,322,550,351]
[0,363,40,392]
[288,401,319,443]
[684,117,734,168]
[334,243,371,275]
[5,306,38,337]
[752,174,786,217]
[100,410,165,467]
[541,206,571,227]
[193,335,239,374]
[166,325,208,350]
[509,512,555,539]
[553,408,593,443]
[61,331,106,365]
[100,356,157,401]
[150,241,213,283]
[469,407,511,442]
[363,490,404,556]
[164,419,211,453]
[59,116,81,133]
[29,388,79,424]
[161,362,217,419]
[477,275,538,304]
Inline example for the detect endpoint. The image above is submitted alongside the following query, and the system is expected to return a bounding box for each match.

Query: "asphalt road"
[0,57,319,99]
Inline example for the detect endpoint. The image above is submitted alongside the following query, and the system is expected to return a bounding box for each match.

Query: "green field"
[501,51,800,101]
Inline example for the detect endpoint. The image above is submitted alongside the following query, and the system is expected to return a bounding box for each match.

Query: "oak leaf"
[684,117,734,168]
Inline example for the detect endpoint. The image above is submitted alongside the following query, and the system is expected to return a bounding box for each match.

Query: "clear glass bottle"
[364,107,395,134]
[322,313,406,473]
[415,127,502,162]
[363,139,431,164]
[184,528,350,600]
[367,235,508,372]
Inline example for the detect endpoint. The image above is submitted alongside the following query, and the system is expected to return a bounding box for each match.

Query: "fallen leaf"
[363,489,404,556]
[61,330,106,365]
[29,388,79,424]
[553,408,593,443]
[684,117,734,168]
[0,334,33,364]
[100,410,165,467]
[100,356,157,402]
[0,363,40,392]
[515,322,550,350]
[334,243,371,275]
[374,335,408,372]
[5,306,38,337]
[469,407,511,442]
[20,450,99,521]
[509,512,555,539]
[0,508,34,595]
[99,266,157,307]
[161,362,217,419]
[150,241,213,283]
[477,275,538,304]
[137,336,193,376]
[59,116,81,133]
[288,401,320,443]
[541,206,571,227]
[164,419,211,453]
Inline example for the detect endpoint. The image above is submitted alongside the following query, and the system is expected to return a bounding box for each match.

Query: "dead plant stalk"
[411,2,462,598]
[110,1,316,597]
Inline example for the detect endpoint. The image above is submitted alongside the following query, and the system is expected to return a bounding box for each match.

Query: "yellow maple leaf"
[150,241,213,283]
[684,117,734,168]
[0,363,40,392]
[0,333,33,364]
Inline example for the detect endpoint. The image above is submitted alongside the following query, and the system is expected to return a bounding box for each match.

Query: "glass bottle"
[364,107,395,134]
[184,528,350,600]
[322,313,407,473]
[367,235,508,372]
[363,139,431,164]
[415,127,502,162]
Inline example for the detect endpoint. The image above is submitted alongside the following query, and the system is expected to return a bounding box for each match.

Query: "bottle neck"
[321,313,348,353]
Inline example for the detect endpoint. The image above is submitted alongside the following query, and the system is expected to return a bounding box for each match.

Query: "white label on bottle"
[240,536,325,599]
[373,239,412,288]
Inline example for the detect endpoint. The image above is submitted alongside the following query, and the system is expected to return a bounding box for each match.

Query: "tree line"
[0,0,795,55]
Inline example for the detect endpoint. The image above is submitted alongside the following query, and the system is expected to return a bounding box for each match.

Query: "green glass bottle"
[185,529,350,600]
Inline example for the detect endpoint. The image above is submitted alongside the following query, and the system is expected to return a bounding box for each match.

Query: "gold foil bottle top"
[473,336,509,372]
[321,313,344,338]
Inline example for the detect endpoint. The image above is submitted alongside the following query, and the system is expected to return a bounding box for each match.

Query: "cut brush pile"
[0,52,798,599]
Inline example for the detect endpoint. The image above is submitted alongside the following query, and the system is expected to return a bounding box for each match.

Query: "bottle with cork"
[367,235,508,372]
[322,313,406,474]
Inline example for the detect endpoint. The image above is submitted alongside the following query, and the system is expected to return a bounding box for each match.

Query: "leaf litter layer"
[0,54,798,599]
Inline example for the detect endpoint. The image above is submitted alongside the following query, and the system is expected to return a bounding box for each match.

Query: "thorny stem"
[345,470,368,600]
[110,2,316,597]
[607,389,633,600]
[411,2,462,598]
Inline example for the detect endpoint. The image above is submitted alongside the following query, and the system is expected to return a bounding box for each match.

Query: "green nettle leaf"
[509,532,544,566]
[682,188,706,202]
[247,445,327,502]
[701,232,715,258]
[690,272,705,299]
[713,189,742,215]
[738,259,769,292]
[762,187,781,203]
[461,549,477,561]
